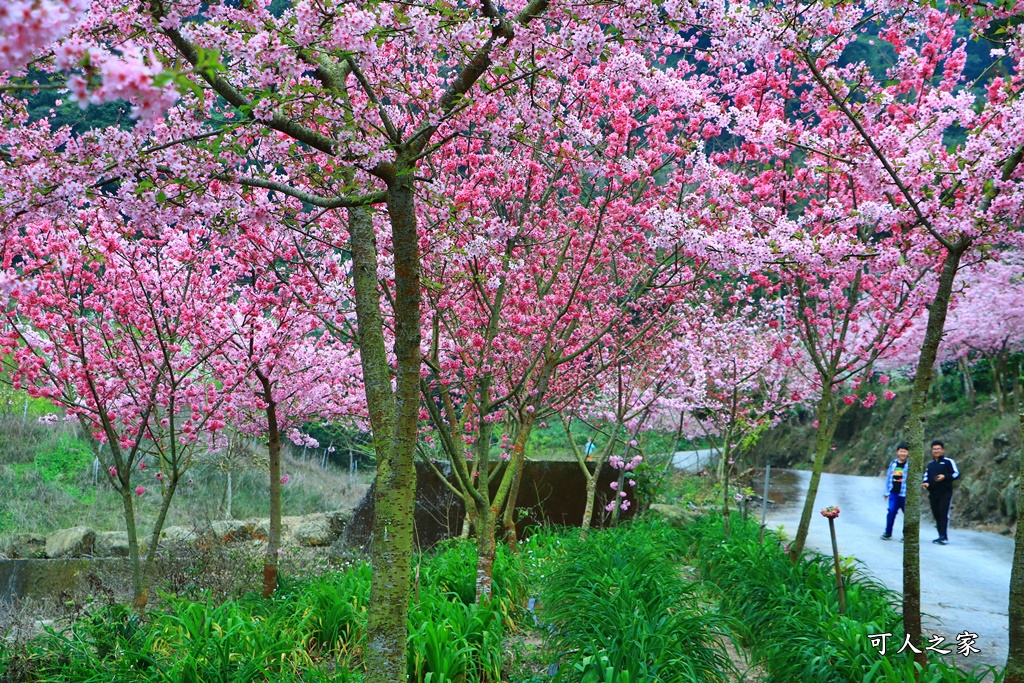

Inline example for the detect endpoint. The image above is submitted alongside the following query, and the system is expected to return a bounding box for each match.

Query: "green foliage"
[34,433,93,490]
[408,595,504,683]
[419,539,526,611]
[0,541,518,683]
[540,519,733,683]
[678,515,1002,683]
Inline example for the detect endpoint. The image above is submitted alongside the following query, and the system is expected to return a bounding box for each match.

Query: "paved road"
[671,448,718,473]
[763,470,1013,669]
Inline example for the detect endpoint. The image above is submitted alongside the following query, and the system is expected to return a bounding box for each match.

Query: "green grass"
[533,519,734,683]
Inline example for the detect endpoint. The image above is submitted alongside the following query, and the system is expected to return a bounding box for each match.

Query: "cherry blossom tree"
[658,295,805,535]
[408,49,718,598]
[0,209,237,609]
[941,253,1024,411]
[218,229,364,596]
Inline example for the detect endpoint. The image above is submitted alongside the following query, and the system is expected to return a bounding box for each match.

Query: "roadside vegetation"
[1,502,1003,682]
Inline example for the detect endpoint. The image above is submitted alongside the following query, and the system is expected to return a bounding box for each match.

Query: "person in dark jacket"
[923,440,959,545]
[881,444,909,540]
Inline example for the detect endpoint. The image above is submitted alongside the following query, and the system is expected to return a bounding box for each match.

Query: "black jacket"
[924,456,960,494]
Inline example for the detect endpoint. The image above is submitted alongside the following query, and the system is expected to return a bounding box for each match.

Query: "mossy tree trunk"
[348,203,416,683]
[789,388,838,561]
[903,241,967,668]
[1004,379,1024,681]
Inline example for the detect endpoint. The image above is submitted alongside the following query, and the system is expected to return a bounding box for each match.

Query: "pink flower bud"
[155,472,163,480]
[842,395,857,406]
[820,505,840,519]
[883,390,896,401]
[139,462,147,471]
[135,486,146,496]
[609,481,618,490]
[108,466,117,478]
[280,474,290,484]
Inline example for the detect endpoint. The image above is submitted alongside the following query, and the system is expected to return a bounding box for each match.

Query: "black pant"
[928,488,953,540]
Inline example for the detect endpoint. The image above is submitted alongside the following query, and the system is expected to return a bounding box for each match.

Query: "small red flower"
[820,505,840,519]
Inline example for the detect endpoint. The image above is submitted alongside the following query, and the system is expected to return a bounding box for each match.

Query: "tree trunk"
[990,353,1006,411]
[120,485,146,611]
[256,371,282,598]
[789,391,836,561]
[723,443,731,536]
[581,462,601,534]
[142,475,179,594]
[225,469,233,520]
[904,243,967,669]
[1006,399,1024,682]
[475,504,496,602]
[960,356,975,407]
[361,179,421,683]
[501,411,536,550]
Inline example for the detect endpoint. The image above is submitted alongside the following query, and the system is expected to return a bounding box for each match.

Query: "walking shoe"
[932,538,944,544]
[900,537,904,542]
[880,534,892,540]
[937,538,949,545]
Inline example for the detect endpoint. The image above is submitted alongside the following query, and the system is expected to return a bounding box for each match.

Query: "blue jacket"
[885,459,909,497]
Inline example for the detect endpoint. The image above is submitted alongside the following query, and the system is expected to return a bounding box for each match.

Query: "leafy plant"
[540,519,733,683]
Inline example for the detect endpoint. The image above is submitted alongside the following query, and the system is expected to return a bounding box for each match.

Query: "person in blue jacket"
[881,444,909,540]
[923,440,960,545]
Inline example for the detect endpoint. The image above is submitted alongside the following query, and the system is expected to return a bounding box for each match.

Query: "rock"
[9,533,47,559]
[210,520,253,543]
[994,433,1011,451]
[996,451,1010,465]
[45,527,96,559]
[648,504,699,527]
[95,531,130,558]
[325,511,352,537]
[1005,480,1019,521]
[293,515,337,547]
[252,516,304,541]
[160,526,199,546]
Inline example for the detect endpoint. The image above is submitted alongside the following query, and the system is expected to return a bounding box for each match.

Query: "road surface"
[671,448,718,473]
[763,470,1013,669]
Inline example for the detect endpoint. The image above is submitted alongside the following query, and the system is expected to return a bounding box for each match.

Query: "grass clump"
[538,519,733,683]
[680,513,1003,683]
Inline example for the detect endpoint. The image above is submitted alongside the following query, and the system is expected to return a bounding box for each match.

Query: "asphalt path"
[671,448,718,473]
[763,470,1013,669]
